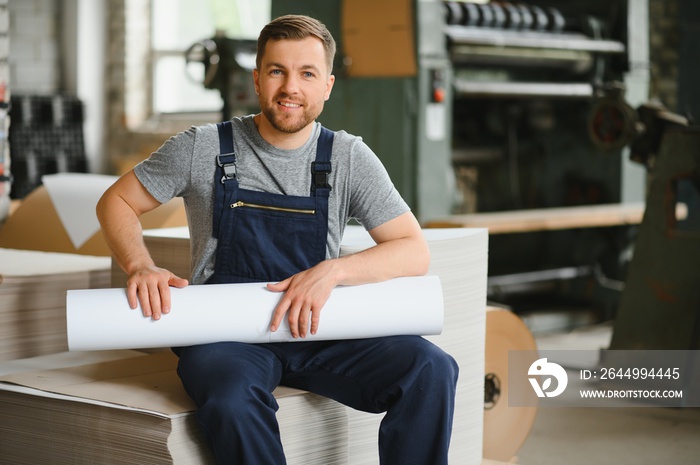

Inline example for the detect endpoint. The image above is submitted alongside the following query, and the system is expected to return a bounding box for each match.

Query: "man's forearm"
[96,174,188,318]
[330,234,430,286]
[96,191,155,276]
[329,211,430,286]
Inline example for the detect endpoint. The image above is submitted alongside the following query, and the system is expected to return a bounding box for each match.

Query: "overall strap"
[311,126,334,197]
[216,121,237,183]
[213,121,238,238]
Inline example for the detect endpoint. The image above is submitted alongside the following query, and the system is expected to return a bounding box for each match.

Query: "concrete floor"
[514,319,700,465]
[518,406,700,465]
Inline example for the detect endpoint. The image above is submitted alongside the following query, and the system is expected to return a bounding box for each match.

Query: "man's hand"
[96,170,189,321]
[266,211,429,339]
[267,260,340,338]
[126,265,188,320]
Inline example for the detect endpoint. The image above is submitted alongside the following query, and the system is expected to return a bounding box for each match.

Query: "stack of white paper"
[339,226,488,465]
[0,351,348,465]
[0,248,111,361]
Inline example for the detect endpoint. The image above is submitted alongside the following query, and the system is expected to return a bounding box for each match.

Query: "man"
[97,14,457,465]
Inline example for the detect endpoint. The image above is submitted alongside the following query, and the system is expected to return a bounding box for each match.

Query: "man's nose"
[280,74,300,94]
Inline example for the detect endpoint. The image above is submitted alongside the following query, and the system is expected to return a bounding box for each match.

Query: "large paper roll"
[483,307,538,462]
[67,276,443,351]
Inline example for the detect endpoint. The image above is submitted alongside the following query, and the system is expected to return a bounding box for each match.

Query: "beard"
[259,93,324,134]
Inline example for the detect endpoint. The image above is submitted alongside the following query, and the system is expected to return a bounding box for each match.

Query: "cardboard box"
[341,0,417,77]
[0,184,187,256]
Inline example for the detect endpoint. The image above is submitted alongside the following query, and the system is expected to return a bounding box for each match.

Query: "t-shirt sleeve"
[132,127,197,204]
[347,138,410,231]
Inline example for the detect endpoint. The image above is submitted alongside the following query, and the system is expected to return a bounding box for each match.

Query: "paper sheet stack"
[0,351,348,465]
[0,226,488,464]
[0,248,111,361]
[339,226,488,464]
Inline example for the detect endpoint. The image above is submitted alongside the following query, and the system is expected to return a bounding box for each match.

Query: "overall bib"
[175,121,458,465]
[208,120,333,284]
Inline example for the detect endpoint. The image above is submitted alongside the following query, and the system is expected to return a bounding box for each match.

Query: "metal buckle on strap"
[311,161,331,189]
[217,153,237,183]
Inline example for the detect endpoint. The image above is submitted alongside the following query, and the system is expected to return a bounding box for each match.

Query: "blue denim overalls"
[174,121,458,465]
[207,120,333,284]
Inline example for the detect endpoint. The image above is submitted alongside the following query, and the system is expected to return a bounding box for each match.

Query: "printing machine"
[432,0,650,317]
[189,0,651,320]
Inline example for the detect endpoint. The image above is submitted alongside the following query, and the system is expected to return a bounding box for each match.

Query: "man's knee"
[418,340,459,389]
[175,342,282,404]
[387,336,458,394]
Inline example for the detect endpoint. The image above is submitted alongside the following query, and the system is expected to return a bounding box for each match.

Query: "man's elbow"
[412,240,431,276]
[95,192,112,226]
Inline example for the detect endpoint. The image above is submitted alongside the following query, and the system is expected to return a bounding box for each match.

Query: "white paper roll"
[67,276,444,351]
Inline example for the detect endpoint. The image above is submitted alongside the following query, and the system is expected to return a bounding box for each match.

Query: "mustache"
[273,93,304,104]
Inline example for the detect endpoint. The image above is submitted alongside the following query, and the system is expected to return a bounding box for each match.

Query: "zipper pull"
[230,201,244,209]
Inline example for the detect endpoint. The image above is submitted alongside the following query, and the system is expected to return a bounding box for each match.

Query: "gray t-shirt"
[134,115,409,284]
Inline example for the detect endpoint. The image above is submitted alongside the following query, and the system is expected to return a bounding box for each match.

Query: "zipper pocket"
[230,200,316,215]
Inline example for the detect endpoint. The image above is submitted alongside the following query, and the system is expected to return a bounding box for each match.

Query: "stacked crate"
[8,94,87,199]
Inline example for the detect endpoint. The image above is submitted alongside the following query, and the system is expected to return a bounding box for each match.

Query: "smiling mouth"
[279,101,302,109]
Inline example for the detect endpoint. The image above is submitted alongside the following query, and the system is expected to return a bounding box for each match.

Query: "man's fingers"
[126,268,187,320]
[159,281,172,315]
[286,301,303,338]
[136,283,152,317]
[267,272,329,337]
[296,306,311,338]
[169,274,189,289]
[270,296,288,333]
[310,307,321,335]
[270,298,308,338]
[127,281,139,310]
[149,281,163,319]
[267,279,289,293]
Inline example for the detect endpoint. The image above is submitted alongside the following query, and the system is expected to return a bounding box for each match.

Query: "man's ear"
[253,69,260,94]
[324,74,336,101]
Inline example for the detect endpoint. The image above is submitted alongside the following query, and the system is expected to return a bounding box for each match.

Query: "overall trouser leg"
[265,335,459,465]
[174,342,286,465]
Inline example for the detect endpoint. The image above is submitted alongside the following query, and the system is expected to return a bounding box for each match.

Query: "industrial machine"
[609,107,700,350]
[439,1,646,319]
[184,35,259,119]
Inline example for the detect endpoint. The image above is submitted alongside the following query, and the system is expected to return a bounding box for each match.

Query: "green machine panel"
[271,0,455,222]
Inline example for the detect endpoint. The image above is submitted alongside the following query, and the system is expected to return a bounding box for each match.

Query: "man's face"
[254,37,335,135]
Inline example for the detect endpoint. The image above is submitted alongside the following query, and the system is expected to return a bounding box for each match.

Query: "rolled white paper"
[66,276,444,351]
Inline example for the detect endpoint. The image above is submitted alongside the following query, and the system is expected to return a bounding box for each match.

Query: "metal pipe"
[453,80,594,99]
[446,26,626,54]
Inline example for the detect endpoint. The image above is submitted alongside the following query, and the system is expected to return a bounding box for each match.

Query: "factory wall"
[7,0,107,176]
[7,0,60,94]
